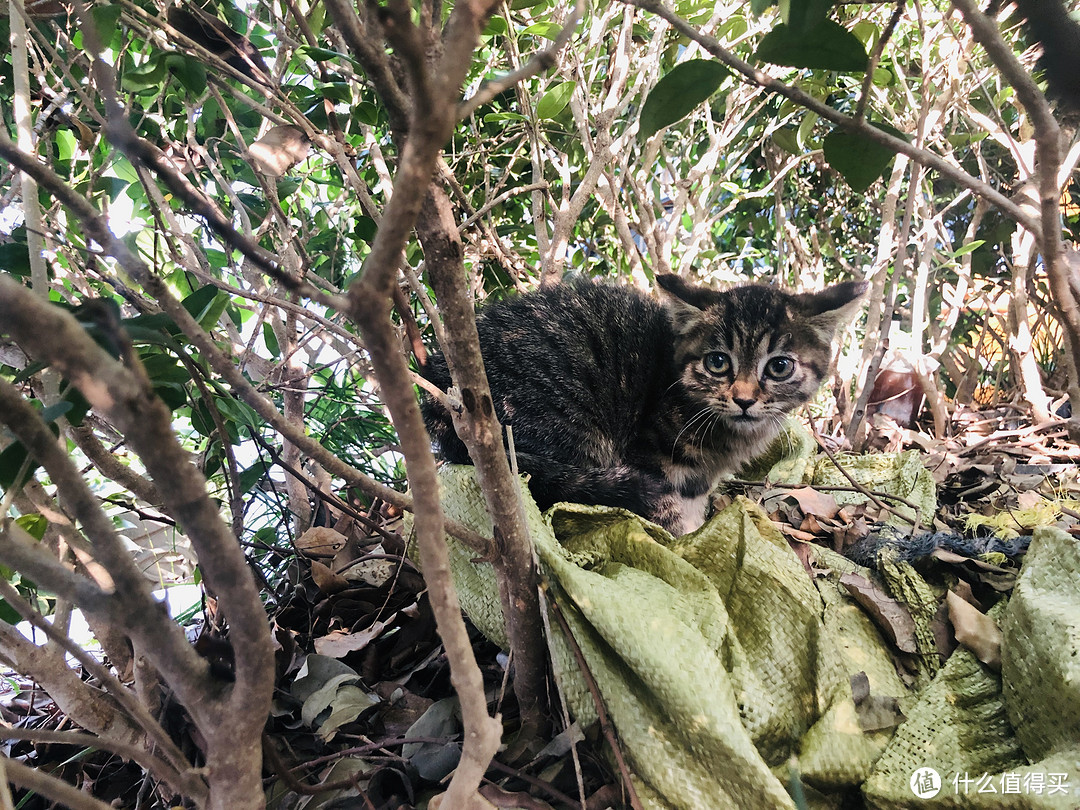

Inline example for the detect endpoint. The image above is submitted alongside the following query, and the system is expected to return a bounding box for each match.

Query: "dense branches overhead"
[0,0,1079,806]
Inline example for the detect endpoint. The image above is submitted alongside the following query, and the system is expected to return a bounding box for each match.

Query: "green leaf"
[180,286,228,330]
[154,383,189,411]
[483,112,529,123]
[797,110,819,149]
[181,285,220,322]
[16,514,48,541]
[536,81,575,119]
[62,387,90,427]
[872,66,893,87]
[95,176,130,203]
[354,216,378,243]
[756,20,868,72]
[301,45,340,61]
[121,55,168,93]
[0,242,32,277]
[297,45,359,68]
[90,5,123,43]
[141,353,190,384]
[277,178,302,198]
[521,21,561,39]
[238,462,269,494]
[0,408,63,490]
[750,0,776,14]
[190,400,216,438]
[318,82,352,103]
[785,0,834,36]
[263,322,280,357]
[0,601,22,625]
[354,102,379,126]
[823,123,908,192]
[950,240,986,258]
[639,60,728,139]
[0,441,35,491]
[772,127,800,155]
[851,20,880,48]
[39,402,73,424]
[165,54,208,97]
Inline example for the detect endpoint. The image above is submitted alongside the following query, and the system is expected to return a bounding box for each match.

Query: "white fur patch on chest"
[676,493,710,534]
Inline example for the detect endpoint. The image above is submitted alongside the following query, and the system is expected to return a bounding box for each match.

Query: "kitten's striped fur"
[421,274,867,535]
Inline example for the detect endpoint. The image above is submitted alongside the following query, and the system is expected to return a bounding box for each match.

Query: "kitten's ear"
[656,274,715,309]
[657,274,716,333]
[794,280,869,339]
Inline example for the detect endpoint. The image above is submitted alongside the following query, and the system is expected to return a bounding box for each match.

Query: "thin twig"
[855,0,906,121]
[0,139,489,554]
[0,729,174,772]
[544,584,643,810]
[950,0,1080,402]
[725,480,926,516]
[4,757,117,810]
[249,431,401,544]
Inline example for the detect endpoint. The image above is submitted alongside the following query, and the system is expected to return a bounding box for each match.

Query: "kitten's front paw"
[640,481,685,535]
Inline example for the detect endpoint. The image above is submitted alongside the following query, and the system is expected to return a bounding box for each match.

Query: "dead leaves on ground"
[259,515,620,810]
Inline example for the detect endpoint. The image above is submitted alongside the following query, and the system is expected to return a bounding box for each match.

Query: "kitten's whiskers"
[671,407,714,462]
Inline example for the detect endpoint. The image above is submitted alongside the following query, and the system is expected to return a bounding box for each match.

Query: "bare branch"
[418,187,549,731]
[4,757,119,810]
[337,0,511,801]
[0,133,489,554]
[0,579,203,800]
[67,425,163,507]
[0,278,272,807]
[950,0,1080,404]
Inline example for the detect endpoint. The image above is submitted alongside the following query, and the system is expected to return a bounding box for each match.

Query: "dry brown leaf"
[787,486,841,520]
[314,615,397,658]
[930,598,957,660]
[850,671,871,703]
[249,125,311,176]
[833,514,870,552]
[840,572,919,653]
[779,523,817,543]
[946,590,1002,671]
[341,556,397,587]
[929,548,1017,592]
[297,526,347,558]
[788,538,816,575]
[310,559,349,594]
[479,784,556,810]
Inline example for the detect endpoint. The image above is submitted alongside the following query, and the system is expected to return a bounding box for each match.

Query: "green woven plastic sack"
[862,526,1080,809]
[428,466,906,809]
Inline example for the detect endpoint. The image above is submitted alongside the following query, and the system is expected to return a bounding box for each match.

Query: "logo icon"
[910,767,942,799]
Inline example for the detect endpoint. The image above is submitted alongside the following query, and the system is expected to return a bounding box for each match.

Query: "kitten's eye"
[764,356,796,380]
[703,352,731,376]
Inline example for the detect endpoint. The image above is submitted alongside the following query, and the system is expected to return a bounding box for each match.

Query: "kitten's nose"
[732,396,755,412]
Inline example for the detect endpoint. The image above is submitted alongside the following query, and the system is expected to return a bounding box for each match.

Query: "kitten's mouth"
[727,412,762,427]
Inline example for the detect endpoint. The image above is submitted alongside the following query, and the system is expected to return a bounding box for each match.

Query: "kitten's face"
[657,275,868,433]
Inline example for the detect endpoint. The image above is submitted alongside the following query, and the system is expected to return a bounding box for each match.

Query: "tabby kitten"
[421,275,867,535]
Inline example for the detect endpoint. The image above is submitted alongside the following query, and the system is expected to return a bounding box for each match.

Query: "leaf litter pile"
[3,405,1078,809]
